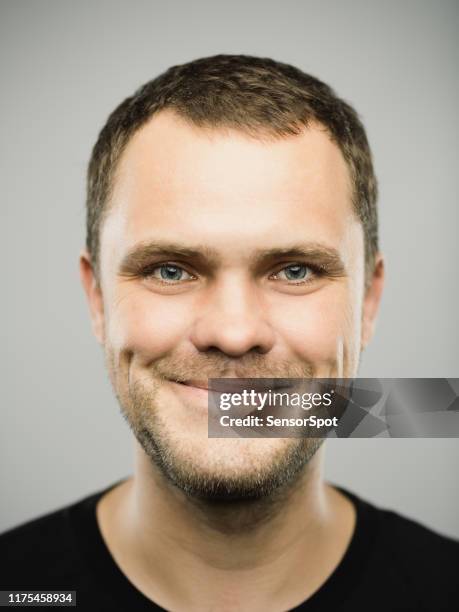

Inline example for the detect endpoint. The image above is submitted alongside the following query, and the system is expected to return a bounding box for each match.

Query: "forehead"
[101,110,358,265]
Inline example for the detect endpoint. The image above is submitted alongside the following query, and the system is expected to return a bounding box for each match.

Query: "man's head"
[80,54,384,503]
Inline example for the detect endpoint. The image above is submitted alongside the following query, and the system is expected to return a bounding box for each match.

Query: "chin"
[136,424,323,502]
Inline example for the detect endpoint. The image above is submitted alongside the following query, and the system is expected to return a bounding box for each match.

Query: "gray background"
[1,0,458,537]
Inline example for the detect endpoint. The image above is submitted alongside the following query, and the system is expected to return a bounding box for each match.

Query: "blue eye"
[150,264,192,282]
[278,264,310,281]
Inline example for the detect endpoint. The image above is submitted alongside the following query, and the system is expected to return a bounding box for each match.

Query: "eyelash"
[271,263,324,285]
[140,262,325,286]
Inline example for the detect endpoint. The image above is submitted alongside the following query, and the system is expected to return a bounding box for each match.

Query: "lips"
[178,378,294,393]
[180,379,210,391]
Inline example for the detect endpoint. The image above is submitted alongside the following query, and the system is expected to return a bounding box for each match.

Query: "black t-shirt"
[1,479,458,611]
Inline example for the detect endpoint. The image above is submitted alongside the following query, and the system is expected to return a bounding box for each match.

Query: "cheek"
[271,284,359,364]
[107,288,191,362]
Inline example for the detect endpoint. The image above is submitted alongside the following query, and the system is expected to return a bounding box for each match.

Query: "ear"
[361,253,385,351]
[79,249,105,345]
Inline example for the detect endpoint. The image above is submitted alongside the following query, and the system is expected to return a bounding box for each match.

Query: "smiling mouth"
[172,378,294,393]
[179,379,210,391]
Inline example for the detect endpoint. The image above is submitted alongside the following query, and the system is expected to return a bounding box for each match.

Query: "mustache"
[151,353,315,382]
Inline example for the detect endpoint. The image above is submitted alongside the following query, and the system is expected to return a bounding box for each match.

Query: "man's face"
[81,110,382,500]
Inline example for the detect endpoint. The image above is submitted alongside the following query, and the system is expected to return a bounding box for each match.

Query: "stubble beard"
[107,347,327,527]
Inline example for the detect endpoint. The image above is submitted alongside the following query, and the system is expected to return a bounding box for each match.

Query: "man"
[1,54,458,611]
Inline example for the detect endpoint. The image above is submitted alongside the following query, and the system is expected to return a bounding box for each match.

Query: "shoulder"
[377,503,459,570]
[341,486,459,557]
[0,488,106,588]
[380,506,459,607]
[377,500,459,562]
[343,487,459,607]
[0,506,76,587]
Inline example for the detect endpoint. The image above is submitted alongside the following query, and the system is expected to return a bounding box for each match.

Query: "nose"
[189,276,275,357]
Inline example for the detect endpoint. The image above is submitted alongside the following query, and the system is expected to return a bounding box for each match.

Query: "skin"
[80,110,384,611]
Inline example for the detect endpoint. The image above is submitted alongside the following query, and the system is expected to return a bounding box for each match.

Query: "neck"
[97,442,356,611]
[135,441,326,566]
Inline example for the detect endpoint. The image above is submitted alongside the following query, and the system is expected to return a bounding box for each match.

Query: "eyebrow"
[118,240,347,276]
[119,242,219,275]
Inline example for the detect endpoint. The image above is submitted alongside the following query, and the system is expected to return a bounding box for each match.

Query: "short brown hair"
[86,54,378,287]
